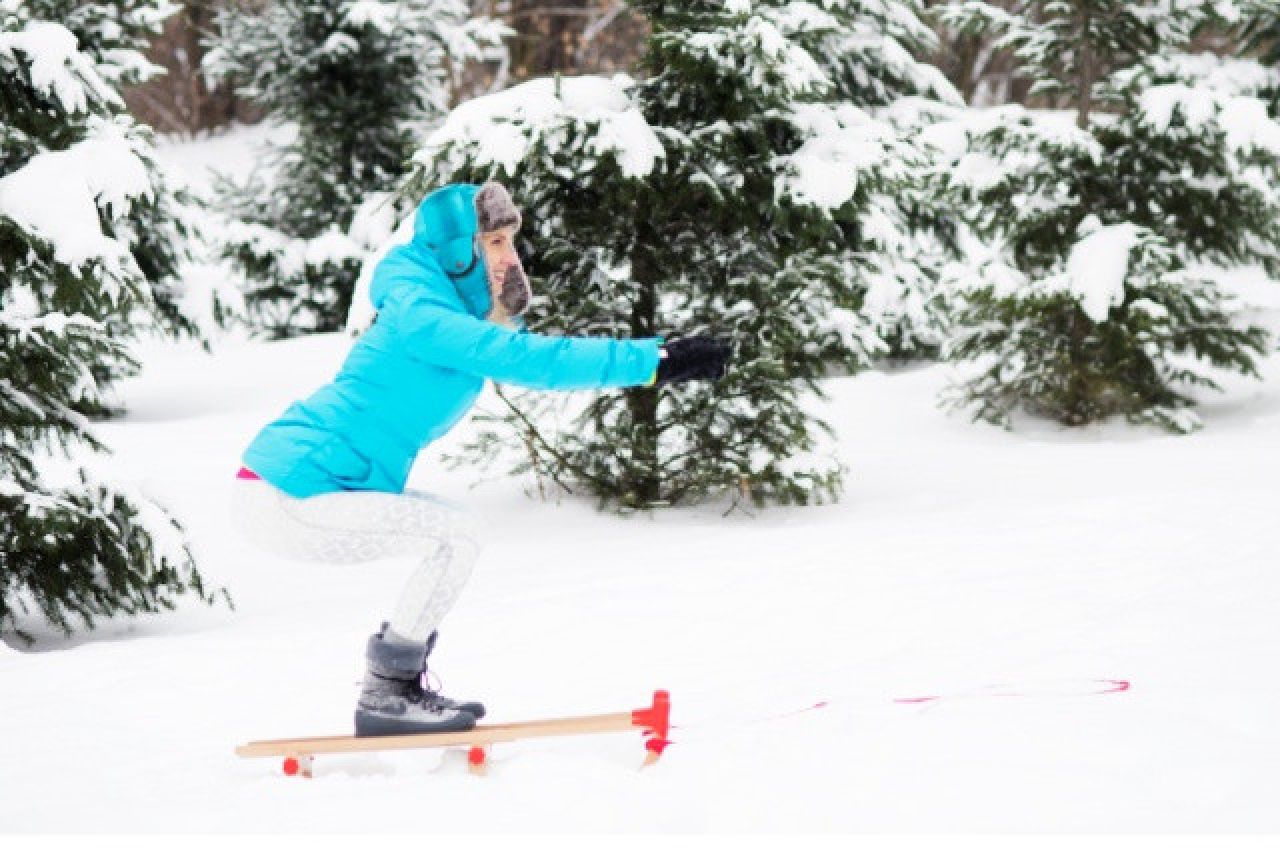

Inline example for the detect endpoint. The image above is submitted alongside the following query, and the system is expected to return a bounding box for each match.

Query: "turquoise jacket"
[241,183,664,498]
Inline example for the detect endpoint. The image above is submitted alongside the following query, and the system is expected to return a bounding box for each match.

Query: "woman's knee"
[403,490,485,549]
[443,503,485,552]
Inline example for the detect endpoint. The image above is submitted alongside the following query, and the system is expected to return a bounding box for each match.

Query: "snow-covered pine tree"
[934,1,1275,432]
[804,1,960,107]
[0,20,223,641]
[1099,52,1280,275]
[203,0,508,339]
[405,1,920,509]
[4,0,175,88]
[774,0,966,361]
[3,0,216,372]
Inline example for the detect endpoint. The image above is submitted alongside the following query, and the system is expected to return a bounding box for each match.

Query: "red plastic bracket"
[632,690,672,756]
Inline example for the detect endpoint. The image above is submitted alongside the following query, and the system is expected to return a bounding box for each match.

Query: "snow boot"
[354,627,477,737]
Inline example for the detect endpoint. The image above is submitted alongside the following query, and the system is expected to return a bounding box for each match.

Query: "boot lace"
[410,668,452,712]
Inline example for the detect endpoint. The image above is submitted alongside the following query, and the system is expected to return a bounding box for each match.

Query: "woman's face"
[478,225,531,323]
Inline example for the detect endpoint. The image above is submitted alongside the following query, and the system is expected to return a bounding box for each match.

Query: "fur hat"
[473,180,522,233]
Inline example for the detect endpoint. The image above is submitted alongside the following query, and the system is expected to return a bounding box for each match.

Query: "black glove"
[654,336,732,386]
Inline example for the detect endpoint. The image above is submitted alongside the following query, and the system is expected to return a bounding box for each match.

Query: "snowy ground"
[3,128,1280,833]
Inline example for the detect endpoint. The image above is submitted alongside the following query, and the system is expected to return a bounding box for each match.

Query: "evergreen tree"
[782,0,967,361]
[3,0,175,87]
[4,0,220,364]
[935,1,1275,432]
[1,20,224,641]
[807,0,961,106]
[204,0,508,339]
[943,0,1216,125]
[405,1,928,509]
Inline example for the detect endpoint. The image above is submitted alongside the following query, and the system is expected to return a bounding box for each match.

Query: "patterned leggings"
[229,477,484,643]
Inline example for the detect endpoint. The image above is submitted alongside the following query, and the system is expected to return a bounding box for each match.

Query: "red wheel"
[282,757,300,776]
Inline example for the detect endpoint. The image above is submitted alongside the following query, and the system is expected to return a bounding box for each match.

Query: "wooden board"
[236,709,638,756]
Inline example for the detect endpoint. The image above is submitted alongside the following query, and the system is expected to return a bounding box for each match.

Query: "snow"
[7,93,1280,837]
[1063,220,1142,324]
[0,21,120,114]
[303,226,364,268]
[151,121,280,196]
[683,13,829,98]
[218,219,364,282]
[767,0,839,34]
[1132,57,1280,157]
[319,31,360,57]
[343,1,399,34]
[1218,96,1280,157]
[923,104,1104,197]
[0,119,152,279]
[415,74,664,180]
[0,152,117,268]
[781,1,963,107]
[3,319,1278,832]
[776,103,891,209]
[1140,83,1219,132]
[1118,51,1280,100]
[1204,263,1280,314]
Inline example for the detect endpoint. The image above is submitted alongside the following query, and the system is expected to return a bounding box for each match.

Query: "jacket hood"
[369,182,492,318]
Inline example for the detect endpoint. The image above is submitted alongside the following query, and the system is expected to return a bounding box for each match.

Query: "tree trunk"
[1076,8,1095,129]
[625,224,661,504]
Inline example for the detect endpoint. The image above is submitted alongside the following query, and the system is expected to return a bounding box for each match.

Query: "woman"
[230,180,731,736]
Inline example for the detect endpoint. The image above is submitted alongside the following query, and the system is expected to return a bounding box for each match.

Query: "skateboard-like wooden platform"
[235,690,671,777]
